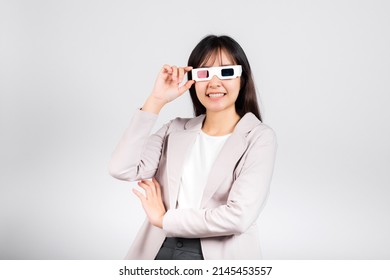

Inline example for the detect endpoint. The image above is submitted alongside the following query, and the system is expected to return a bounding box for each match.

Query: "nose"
[208,75,222,88]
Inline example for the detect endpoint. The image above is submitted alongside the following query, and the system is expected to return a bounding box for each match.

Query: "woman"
[109,35,277,260]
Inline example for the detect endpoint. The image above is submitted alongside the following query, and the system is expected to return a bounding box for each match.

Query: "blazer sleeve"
[162,127,277,238]
[109,109,171,182]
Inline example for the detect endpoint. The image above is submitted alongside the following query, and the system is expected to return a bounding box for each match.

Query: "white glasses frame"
[191,65,242,82]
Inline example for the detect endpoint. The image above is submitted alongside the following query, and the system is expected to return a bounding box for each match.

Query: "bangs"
[197,47,238,68]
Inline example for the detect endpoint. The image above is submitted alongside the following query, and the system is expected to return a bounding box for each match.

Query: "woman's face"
[194,49,241,115]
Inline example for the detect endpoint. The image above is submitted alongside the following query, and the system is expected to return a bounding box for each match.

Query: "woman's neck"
[202,110,241,136]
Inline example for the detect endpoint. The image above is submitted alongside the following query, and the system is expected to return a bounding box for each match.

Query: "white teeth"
[208,93,225,98]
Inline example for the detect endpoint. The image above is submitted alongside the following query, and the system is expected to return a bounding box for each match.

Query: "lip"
[206,93,226,101]
[206,92,227,96]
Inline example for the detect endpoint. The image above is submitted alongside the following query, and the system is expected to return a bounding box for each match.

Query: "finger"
[178,80,195,95]
[137,181,153,197]
[132,188,146,202]
[178,67,185,84]
[140,179,157,196]
[162,64,173,74]
[184,66,193,73]
[152,177,160,187]
[171,66,178,81]
[152,177,162,198]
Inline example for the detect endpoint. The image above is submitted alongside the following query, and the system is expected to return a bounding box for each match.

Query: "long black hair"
[187,35,262,121]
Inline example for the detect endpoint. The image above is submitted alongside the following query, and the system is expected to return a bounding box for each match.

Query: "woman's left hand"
[132,177,166,228]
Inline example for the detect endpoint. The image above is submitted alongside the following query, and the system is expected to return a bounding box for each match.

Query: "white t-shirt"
[177,130,231,209]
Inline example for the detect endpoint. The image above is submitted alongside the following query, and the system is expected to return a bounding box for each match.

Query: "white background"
[1,0,389,259]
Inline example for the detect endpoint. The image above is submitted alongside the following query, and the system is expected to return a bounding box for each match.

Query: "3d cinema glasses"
[191,65,242,82]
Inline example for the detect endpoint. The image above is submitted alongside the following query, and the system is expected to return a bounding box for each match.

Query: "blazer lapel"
[166,115,205,209]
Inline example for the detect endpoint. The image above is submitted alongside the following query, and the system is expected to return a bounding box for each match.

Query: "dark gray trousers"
[154,237,204,260]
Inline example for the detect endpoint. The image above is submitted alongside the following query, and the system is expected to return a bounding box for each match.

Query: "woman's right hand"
[150,65,195,105]
[141,65,195,114]
[142,64,195,114]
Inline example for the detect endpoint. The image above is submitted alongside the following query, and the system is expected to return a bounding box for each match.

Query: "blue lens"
[221,68,234,77]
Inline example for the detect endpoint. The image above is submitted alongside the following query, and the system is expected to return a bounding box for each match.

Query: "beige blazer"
[109,109,277,259]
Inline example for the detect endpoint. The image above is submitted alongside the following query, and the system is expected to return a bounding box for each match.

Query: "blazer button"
[176,241,183,248]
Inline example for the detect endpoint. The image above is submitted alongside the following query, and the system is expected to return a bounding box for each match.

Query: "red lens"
[197,70,209,79]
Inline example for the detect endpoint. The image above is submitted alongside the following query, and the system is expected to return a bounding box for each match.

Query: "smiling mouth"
[206,93,226,98]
